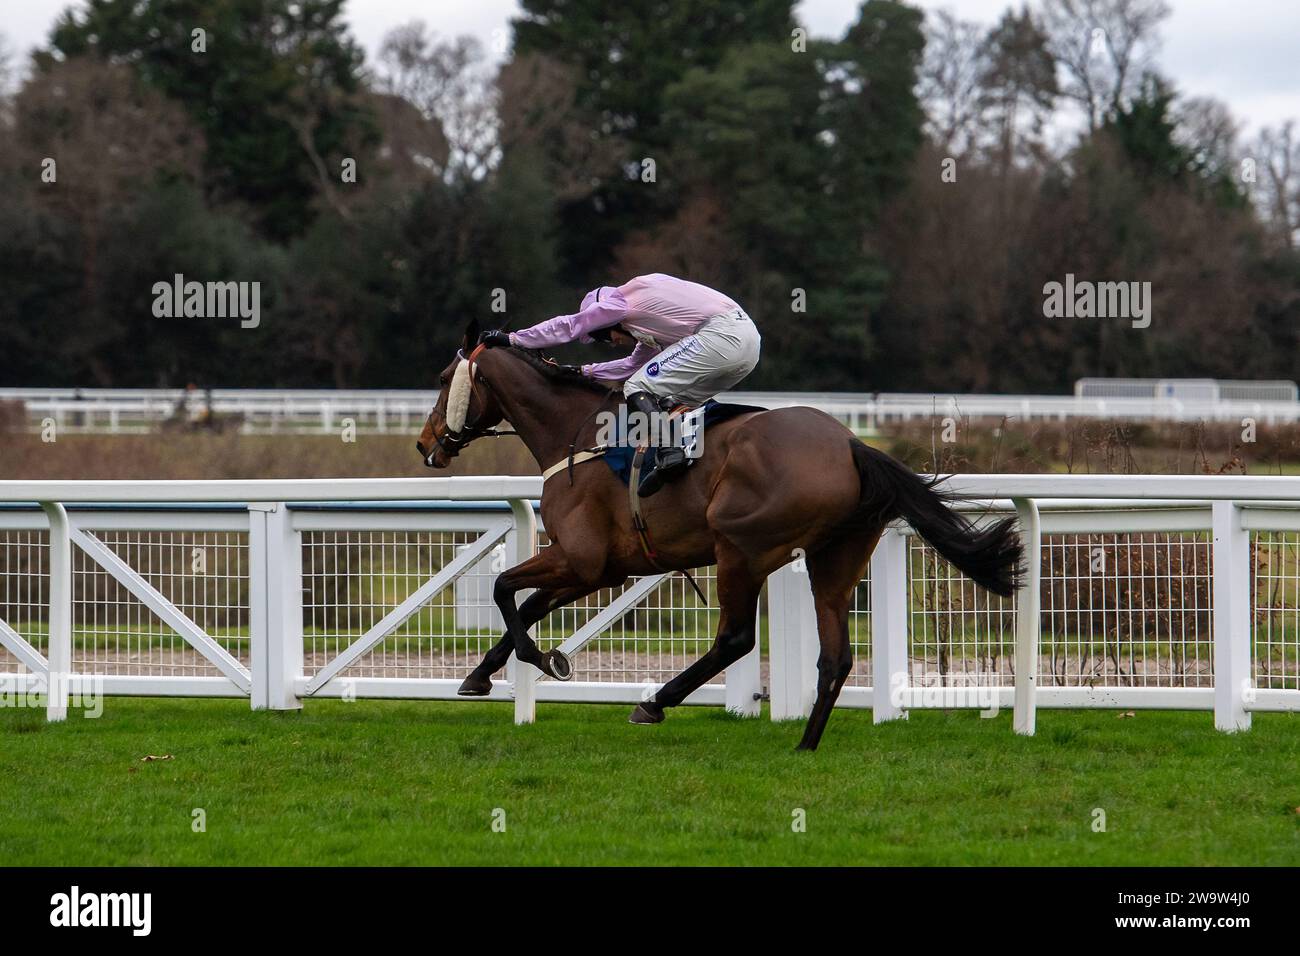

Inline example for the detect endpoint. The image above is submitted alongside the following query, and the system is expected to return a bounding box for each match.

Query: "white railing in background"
[2,475,1299,735]
[5,381,1300,435]
[1075,378,1298,403]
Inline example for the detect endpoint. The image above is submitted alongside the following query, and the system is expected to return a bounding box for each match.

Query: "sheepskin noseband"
[445,358,475,433]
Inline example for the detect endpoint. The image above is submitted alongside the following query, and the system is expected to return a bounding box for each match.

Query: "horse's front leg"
[458,584,602,696]
[491,546,594,682]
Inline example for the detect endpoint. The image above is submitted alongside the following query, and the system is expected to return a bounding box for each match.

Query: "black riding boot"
[626,391,690,498]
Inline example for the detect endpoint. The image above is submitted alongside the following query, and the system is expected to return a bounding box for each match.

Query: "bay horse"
[416,320,1021,750]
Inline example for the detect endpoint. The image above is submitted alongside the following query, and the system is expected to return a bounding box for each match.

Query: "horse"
[416,320,1022,750]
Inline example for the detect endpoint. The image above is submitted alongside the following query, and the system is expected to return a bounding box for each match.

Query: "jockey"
[478,273,761,497]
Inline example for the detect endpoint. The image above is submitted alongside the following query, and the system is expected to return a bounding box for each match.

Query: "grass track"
[1,699,1298,866]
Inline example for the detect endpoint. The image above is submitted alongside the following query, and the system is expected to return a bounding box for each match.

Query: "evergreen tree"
[511,0,797,281]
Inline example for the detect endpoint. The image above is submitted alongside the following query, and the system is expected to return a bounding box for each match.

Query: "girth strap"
[629,445,708,606]
[541,448,606,483]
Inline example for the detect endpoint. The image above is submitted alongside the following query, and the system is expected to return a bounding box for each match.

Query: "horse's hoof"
[629,702,664,725]
[457,673,493,697]
[544,649,574,682]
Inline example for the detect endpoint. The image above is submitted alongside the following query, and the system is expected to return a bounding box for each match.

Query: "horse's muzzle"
[416,440,440,468]
[419,429,463,468]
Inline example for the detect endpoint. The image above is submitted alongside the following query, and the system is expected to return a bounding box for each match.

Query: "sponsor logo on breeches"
[648,337,703,377]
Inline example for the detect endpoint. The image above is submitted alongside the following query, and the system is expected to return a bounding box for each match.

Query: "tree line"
[0,0,1296,392]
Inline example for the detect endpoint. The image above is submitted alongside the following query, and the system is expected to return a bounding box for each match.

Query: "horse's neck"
[488,356,611,471]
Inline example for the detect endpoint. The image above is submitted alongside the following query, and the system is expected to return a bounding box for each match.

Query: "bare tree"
[1041,0,1171,131]
[497,52,622,202]
[366,90,450,185]
[1174,96,1239,181]
[377,23,498,180]
[13,58,204,383]
[979,5,1058,170]
[1252,122,1299,249]
[0,33,15,129]
[918,9,988,156]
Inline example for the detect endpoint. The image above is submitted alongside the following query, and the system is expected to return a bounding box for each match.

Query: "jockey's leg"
[625,390,689,498]
[623,309,761,498]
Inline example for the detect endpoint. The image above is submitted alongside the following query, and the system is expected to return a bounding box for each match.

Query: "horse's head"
[416,319,508,468]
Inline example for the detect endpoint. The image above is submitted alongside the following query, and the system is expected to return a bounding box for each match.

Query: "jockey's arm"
[581,342,659,383]
[509,288,628,350]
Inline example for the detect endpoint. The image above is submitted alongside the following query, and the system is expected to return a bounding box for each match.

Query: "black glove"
[539,357,583,376]
[478,330,512,349]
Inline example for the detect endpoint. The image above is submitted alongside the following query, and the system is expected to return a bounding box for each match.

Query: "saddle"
[599,399,767,485]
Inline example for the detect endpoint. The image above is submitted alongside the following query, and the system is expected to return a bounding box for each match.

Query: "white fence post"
[1212,500,1251,732]
[508,499,539,725]
[40,502,71,722]
[248,504,270,709]
[767,562,818,720]
[725,636,762,717]
[870,526,909,723]
[250,503,302,710]
[1012,498,1041,736]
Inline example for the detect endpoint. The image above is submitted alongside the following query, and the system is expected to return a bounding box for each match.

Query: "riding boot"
[626,391,690,498]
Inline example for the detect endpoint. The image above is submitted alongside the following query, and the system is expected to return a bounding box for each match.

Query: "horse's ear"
[463,318,480,348]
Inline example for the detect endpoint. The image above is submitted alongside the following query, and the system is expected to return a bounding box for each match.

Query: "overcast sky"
[4,0,1297,136]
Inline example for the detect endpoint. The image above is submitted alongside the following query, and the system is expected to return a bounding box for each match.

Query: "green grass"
[1,699,1298,866]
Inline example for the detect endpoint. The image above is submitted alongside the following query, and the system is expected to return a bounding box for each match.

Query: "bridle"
[426,345,516,465]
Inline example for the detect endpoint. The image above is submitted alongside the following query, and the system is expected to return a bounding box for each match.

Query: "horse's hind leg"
[796,529,882,751]
[630,542,762,724]
[458,584,601,696]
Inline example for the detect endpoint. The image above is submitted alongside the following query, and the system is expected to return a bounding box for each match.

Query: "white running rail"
[1,475,1298,735]
[6,381,1300,435]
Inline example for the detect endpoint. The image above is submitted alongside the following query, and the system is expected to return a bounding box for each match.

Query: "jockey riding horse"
[477,273,761,497]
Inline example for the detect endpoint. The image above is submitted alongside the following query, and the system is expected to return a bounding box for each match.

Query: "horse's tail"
[849,440,1023,597]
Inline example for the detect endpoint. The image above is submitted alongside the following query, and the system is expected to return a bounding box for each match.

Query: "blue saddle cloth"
[600,400,767,486]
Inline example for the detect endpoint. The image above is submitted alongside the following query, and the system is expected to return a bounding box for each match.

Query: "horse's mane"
[504,347,617,396]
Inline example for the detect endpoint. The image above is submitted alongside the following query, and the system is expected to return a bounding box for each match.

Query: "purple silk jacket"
[508,273,740,382]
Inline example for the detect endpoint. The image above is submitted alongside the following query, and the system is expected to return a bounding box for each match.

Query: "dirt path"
[5,645,1282,688]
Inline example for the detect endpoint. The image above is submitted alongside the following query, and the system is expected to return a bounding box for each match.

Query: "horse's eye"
[439,374,450,386]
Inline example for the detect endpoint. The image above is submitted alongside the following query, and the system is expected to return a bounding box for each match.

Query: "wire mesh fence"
[72,530,249,676]
[846,571,872,687]
[302,528,492,680]
[0,507,1297,702]
[1250,531,1300,691]
[907,529,1215,689]
[0,529,49,673]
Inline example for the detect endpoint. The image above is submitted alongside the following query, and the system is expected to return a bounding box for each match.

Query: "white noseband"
[445,358,474,433]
